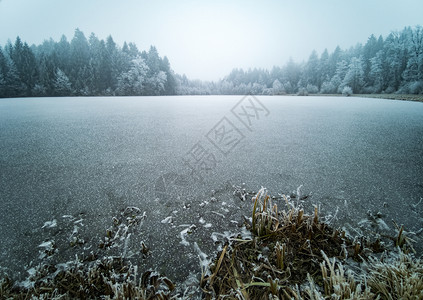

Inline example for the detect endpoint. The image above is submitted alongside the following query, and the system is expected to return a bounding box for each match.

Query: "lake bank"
[1,188,422,299]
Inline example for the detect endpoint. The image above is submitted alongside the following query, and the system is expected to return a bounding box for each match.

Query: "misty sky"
[0,0,422,81]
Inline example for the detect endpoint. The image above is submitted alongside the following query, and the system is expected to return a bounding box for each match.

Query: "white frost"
[42,219,57,228]
[161,216,173,224]
[38,240,54,250]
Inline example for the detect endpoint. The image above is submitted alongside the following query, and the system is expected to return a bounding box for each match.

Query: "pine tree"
[54,68,73,96]
[116,57,149,95]
[342,57,365,93]
[369,50,385,93]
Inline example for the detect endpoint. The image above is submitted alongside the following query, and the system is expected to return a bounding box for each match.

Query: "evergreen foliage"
[177,26,423,96]
[0,29,177,98]
[1,26,423,98]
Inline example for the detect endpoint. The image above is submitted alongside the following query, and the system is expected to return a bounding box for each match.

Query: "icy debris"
[42,219,57,229]
[199,200,209,207]
[38,240,56,259]
[240,226,252,240]
[124,206,142,215]
[211,231,233,244]
[358,219,371,229]
[211,211,225,218]
[296,184,303,199]
[204,223,212,228]
[161,216,173,224]
[38,240,54,250]
[180,228,190,246]
[412,198,422,209]
[180,225,196,246]
[122,233,131,258]
[233,185,248,201]
[193,242,210,271]
[27,267,36,277]
[199,217,206,224]
[74,219,84,225]
[376,219,390,231]
[324,207,339,225]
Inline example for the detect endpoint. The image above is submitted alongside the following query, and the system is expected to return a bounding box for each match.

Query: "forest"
[0,26,422,98]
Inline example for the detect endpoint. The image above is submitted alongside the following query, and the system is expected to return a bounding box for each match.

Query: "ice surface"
[0,96,422,286]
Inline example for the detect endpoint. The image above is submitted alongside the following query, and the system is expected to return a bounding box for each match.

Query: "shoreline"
[1,189,422,299]
[1,93,423,103]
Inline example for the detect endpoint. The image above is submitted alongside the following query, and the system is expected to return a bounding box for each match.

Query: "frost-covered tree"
[319,49,330,86]
[146,71,167,95]
[0,46,26,97]
[342,57,365,93]
[8,37,38,95]
[369,50,385,93]
[0,71,5,96]
[342,86,353,96]
[384,31,409,92]
[303,50,320,88]
[272,79,284,95]
[401,26,423,93]
[116,57,149,95]
[3,26,423,97]
[54,68,73,96]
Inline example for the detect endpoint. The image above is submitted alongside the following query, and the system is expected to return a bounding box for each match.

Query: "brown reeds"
[201,188,422,299]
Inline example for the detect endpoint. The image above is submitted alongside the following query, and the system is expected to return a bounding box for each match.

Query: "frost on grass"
[1,187,422,299]
[201,188,423,299]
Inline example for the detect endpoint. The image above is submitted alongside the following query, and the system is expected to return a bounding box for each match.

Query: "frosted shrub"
[342,86,353,96]
[306,84,319,94]
[297,87,308,96]
[400,81,423,94]
[320,81,337,94]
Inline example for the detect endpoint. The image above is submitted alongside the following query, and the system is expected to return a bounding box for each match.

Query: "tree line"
[0,28,177,98]
[179,26,423,96]
[1,26,422,98]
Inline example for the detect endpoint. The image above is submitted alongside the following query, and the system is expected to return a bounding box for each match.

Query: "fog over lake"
[0,96,422,281]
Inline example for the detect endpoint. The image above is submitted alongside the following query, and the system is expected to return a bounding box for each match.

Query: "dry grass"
[0,257,176,299]
[201,188,422,299]
[1,189,421,299]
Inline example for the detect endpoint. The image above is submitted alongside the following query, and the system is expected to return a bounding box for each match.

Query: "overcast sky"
[0,0,422,81]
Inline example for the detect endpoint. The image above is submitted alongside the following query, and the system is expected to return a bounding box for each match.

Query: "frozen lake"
[0,95,422,282]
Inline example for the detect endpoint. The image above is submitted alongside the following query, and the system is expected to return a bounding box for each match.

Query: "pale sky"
[0,0,422,81]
